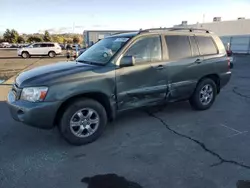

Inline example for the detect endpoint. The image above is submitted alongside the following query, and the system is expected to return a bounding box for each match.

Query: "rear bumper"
[7,92,61,129]
[220,71,231,89]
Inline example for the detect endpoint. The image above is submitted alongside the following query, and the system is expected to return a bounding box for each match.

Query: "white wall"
[188,19,250,36]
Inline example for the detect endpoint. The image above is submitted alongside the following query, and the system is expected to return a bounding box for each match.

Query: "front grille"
[12,84,22,100]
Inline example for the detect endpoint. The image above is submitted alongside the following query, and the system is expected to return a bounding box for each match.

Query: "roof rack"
[139,27,211,34]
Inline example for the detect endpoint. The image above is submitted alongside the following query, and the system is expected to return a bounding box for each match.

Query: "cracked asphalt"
[0,55,250,188]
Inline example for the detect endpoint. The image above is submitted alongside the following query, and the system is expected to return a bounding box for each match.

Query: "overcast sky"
[1,0,250,34]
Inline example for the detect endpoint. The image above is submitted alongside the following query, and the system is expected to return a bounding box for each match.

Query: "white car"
[0,42,11,48]
[17,42,62,58]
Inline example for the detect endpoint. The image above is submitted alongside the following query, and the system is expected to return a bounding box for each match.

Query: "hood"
[16,61,99,87]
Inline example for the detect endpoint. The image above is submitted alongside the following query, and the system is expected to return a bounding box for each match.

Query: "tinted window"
[41,44,48,47]
[33,44,41,48]
[190,36,200,56]
[48,43,55,47]
[165,35,192,59]
[124,36,162,64]
[196,36,217,55]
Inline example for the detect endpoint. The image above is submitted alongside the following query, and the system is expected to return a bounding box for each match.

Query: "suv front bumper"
[7,91,61,129]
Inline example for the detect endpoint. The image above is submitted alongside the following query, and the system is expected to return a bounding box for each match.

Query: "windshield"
[76,37,130,64]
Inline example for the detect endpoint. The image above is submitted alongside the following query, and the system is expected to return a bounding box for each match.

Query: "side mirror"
[120,56,135,67]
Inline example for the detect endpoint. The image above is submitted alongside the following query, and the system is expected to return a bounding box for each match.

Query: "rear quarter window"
[196,36,218,55]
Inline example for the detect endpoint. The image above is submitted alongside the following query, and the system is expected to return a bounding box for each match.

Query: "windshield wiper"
[76,60,104,66]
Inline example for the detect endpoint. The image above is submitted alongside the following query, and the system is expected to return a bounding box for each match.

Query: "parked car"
[0,42,11,48]
[59,44,66,50]
[17,42,62,58]
[7,28,231,145]
[10,44,18,48]
[78,48,86,56]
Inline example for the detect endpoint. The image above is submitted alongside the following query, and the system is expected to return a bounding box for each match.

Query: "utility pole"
[203,14,205,23]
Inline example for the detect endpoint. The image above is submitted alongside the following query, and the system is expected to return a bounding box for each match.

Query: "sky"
[1,0,250,34]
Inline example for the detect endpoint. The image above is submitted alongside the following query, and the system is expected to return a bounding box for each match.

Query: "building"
[174,18,250,53]
[83,30,137,47]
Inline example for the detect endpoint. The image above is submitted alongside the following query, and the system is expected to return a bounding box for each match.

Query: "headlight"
[20,87,48,102]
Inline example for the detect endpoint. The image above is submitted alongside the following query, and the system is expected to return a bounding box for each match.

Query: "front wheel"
[189,78,217,110]
[21,52,30,59]
[59,98,107,145]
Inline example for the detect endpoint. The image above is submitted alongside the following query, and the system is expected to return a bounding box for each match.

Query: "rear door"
[116,35,168,110]
[164,34,203,100]
[40,43,49,55]
[194,35,221,77]
[47,43,55,54]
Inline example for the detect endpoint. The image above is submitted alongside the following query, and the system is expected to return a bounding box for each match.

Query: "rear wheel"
[21,51,29,59]
[189,78,217,110]
[48,51,56,58]
[59,98,107,145]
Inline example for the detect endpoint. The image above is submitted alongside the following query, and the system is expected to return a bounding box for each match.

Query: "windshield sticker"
[115,38,129,42]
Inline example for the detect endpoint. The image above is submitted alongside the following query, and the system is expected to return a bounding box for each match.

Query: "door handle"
[195,59,202,64]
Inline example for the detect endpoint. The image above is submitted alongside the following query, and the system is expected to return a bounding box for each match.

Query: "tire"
[59,98,107,146]
[189,78,217,110]
[21,51,29,59]
[48,51,56,58]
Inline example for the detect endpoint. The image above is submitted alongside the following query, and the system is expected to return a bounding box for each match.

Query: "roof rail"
[139,27,211,34]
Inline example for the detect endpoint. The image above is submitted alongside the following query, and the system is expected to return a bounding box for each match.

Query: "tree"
[17,36,25,43]
[73,36,80,44]
[52,35,64,43]
[43,30,52,42]
[64,38,73,44]
[27,36,43,43]
[3,29,19,43]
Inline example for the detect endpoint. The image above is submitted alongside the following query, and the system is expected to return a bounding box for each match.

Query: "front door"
[116,35,168,111]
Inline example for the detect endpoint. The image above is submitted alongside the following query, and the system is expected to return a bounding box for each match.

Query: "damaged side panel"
[116,63,167,111]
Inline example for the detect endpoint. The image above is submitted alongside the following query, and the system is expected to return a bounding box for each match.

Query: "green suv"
[7,28,231,145]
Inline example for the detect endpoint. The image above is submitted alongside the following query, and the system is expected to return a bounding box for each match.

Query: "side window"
[189,36,200,56]
[48,43,55,47]
[41,44,48,47]
[196,36,218,55]
[124,36,162,64]
[33,44,41,48]
[165,35,192,59]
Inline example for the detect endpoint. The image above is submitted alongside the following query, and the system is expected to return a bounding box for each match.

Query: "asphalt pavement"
[0,55,250,188]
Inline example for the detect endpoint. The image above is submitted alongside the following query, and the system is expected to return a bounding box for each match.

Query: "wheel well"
[22,51,29,54]
[48,51,55,54]
[199,74,220,93]
[54,92,113,126]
